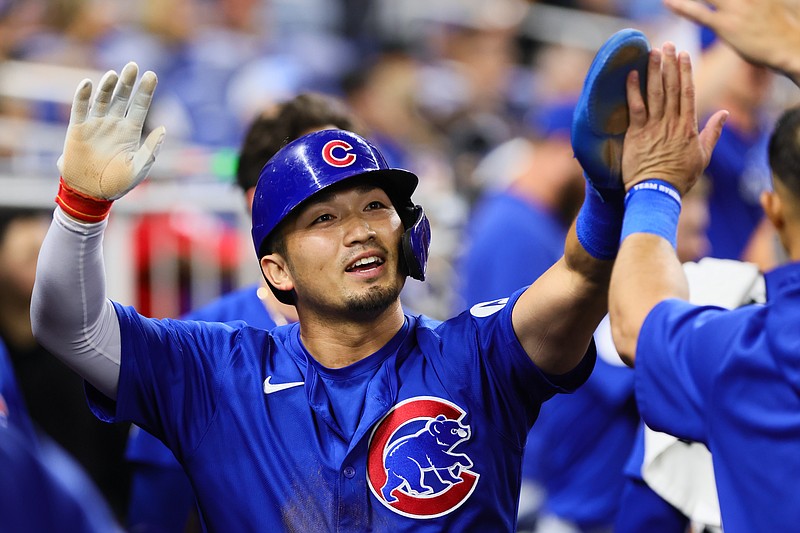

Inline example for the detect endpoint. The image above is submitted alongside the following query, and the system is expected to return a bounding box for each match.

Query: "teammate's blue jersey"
[0,339,37,443]
[90,288,594,531]
[1,339,119,531]
[183,284,277,327]
[535,353,636,528]
[636,262,800,532]
[622,423,646,480]
[0,425,118,533]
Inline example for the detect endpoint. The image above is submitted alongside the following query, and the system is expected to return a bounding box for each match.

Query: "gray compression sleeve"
[30,207,121,399]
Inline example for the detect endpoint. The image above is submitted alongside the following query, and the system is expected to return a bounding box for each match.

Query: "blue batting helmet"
[251,129,431,304]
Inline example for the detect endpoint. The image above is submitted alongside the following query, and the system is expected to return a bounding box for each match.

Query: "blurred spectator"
[143,0,284,149]
[343,47,438,170]
[695,37,776,265]
[415,2,528,203]
[0,207,131,518]
[10,0,114,67]
[455,99,583,308]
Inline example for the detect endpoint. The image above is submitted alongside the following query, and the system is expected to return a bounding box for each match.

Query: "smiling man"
[28,38,721,531]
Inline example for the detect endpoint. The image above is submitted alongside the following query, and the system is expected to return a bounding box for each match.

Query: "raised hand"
[664,0,800,85]
[58,62,165,204]
[621,43,728,196]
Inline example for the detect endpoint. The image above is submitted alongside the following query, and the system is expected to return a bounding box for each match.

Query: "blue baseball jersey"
[534,353,637,528]
[125,284,279,530]
[89,288,594,531]
[0,425,116,533]
[617,424,690,533]
[126,283,275,467]
[1,341,119,532]
[622,423,646,480]
[635,262,800,532]
[183,284,278,327]
[0,339,37,442]
[615,475,688,533]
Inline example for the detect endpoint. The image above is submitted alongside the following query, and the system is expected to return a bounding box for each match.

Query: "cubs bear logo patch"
[367,396,479,519]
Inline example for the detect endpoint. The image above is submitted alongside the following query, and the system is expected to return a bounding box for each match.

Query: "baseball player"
[609,37,799,531]
[29,31,708,527]
[125,92,355,532]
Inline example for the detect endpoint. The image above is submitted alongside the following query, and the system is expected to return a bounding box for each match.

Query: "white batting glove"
[56,62,165,222]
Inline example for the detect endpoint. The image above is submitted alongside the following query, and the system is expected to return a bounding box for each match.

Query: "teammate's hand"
[664,0,800,82]
[621,43,727,196]
[58,62,165,201]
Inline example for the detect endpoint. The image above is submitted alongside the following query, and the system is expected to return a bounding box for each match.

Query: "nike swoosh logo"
[469,298,509,318]
[263,376,305,395]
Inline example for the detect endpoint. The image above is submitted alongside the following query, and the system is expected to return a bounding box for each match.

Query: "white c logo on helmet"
[322,140,357,167]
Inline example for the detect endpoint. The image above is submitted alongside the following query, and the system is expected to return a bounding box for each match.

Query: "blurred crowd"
[1,0,799,529]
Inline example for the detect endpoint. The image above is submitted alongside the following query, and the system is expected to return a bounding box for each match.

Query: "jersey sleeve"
[635,299,736,443]
[87,302,244,457]
[432,287,596,449]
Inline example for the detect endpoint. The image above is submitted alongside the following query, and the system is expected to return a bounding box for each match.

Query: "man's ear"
[760,189,784,231]
[260,254,294,293]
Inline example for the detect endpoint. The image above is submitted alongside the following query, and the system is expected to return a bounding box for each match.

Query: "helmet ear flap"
[401,205,431,281]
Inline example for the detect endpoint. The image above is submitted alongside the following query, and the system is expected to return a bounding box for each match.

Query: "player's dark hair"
[261,229,287,260]
[768,105,800,197]
[235,92,356,193]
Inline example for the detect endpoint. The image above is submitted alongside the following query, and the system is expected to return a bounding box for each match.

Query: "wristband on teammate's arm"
[620,179,681,248]
[55,177,114,222]
[575,175,625,260]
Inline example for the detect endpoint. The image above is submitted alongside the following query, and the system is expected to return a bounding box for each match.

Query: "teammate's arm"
[511,226,613,375]
[609,44,725,365]
[30,63,165,399]
[510,32,633,375]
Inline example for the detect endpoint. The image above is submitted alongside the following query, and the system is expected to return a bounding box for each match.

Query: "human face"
[0,215,49,303]
[261,181,406,318]
[676,193,711,262]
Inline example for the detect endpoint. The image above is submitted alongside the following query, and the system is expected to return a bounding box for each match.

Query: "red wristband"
[55,178,113,222]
